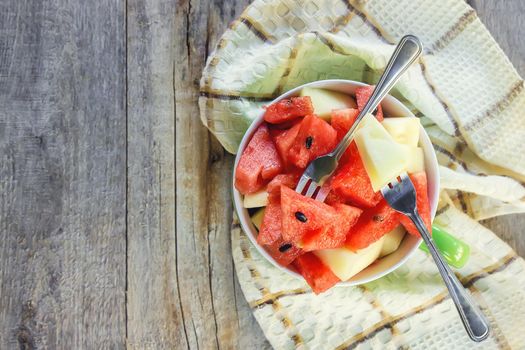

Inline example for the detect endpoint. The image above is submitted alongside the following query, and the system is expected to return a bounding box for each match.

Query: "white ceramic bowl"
[232,79,439,286]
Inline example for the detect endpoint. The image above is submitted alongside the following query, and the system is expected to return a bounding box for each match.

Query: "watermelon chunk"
[266,172,301,202]
[281,186,361,251]
[345,199,401,250]
[281,186,336,248]
[264,96,314,124]
[324,190,346,206]
[273,123,301,168]
[258,174,304,265]
[264,237,303,266]
[330,108,360,164]
[293,253,340,294]
[235,124,283,194]
[331,151,382,208]
[331,108,359,141]
[257,189,303,265]
[257,201,282,246]
[287,115,337,168]
[268,118,301,131]
[355,86,384,121]
[400,172,432,235]
[301,203,362,251]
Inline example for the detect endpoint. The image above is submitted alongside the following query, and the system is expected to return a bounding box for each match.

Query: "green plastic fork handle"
[419,225,471,268]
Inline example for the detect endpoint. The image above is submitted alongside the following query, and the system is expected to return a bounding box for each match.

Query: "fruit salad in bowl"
[232,80,439,294]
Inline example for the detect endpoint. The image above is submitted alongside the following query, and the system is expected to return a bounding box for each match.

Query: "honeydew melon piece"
[251,207,265,230]
[300,87,357,120]
[357,112,381,130]
[354,115,411,191]
[381,117,421,147]
[379,225,407,257]
[314,236,385,281]
[243,189,268,208]
[406,147,425,173]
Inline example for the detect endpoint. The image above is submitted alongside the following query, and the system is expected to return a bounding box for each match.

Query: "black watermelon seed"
[372,107,378,115]
[295,211,307,222]
[373,215,384,223]
[305,136,313,149]
[279,243,292,252]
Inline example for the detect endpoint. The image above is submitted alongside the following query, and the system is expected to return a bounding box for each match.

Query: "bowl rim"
[232,79,440,287]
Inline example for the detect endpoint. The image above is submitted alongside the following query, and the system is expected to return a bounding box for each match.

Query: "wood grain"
[126,0,270,348]
[174,0,270,348]
[468,0,525,258]
[126,0,187,348]
[0,0,126,349]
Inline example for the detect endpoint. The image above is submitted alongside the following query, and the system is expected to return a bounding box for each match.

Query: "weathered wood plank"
[126,0,188,349]
[0,1,127,349]
[127,0,270,348]
[469,0,525,258]
[173,0,270,347]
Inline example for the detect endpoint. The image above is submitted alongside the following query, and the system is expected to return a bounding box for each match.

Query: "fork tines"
[295,176,330,202]
[295,175,312,195]
[380,172,417,215]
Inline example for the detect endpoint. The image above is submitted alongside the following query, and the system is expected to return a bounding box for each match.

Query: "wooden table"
[1,1,523,348]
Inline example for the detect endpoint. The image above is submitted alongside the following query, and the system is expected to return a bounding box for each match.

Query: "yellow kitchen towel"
[200,0,525,348]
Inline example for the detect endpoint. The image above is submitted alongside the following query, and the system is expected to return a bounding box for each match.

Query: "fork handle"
[333,35,423,160]
[409,211,490,342]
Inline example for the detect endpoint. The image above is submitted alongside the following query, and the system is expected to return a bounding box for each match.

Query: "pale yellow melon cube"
[251,207,265,230]
[314,237,385,281]
[354,115,412,191]
[381,117,421,147]
[379,225,407,257]
[300,87,357,120]
[243,189,268,208]
[406,147,425,173]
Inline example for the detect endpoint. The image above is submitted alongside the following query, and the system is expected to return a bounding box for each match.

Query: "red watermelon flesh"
[268,118,301,131]
[339,142,359,166]
[331,151,382,208]
[281,186,334,248]
[355,86,384,121]
[293,253,340,294]
[264,237,303,266]
[331,108,359,141]
[281,186,361,251]
[301,204,362,251]
[345,199,401,250]
[257,201,282,246]
[400,172,432,236]
[287,115,337,169]
[333,203,363,236]
[330,108,360,164]
[273,123,301,168]
[264,96,314,124]
[324,190,346,205]
[235,124,283,194]
[321,178,345,206]
[266,172,301,203]
[257,192,304,265]
[268,127,285,139]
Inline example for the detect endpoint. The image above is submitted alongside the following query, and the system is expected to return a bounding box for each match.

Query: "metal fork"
[295,35,423,201]
[381,173,490,342]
